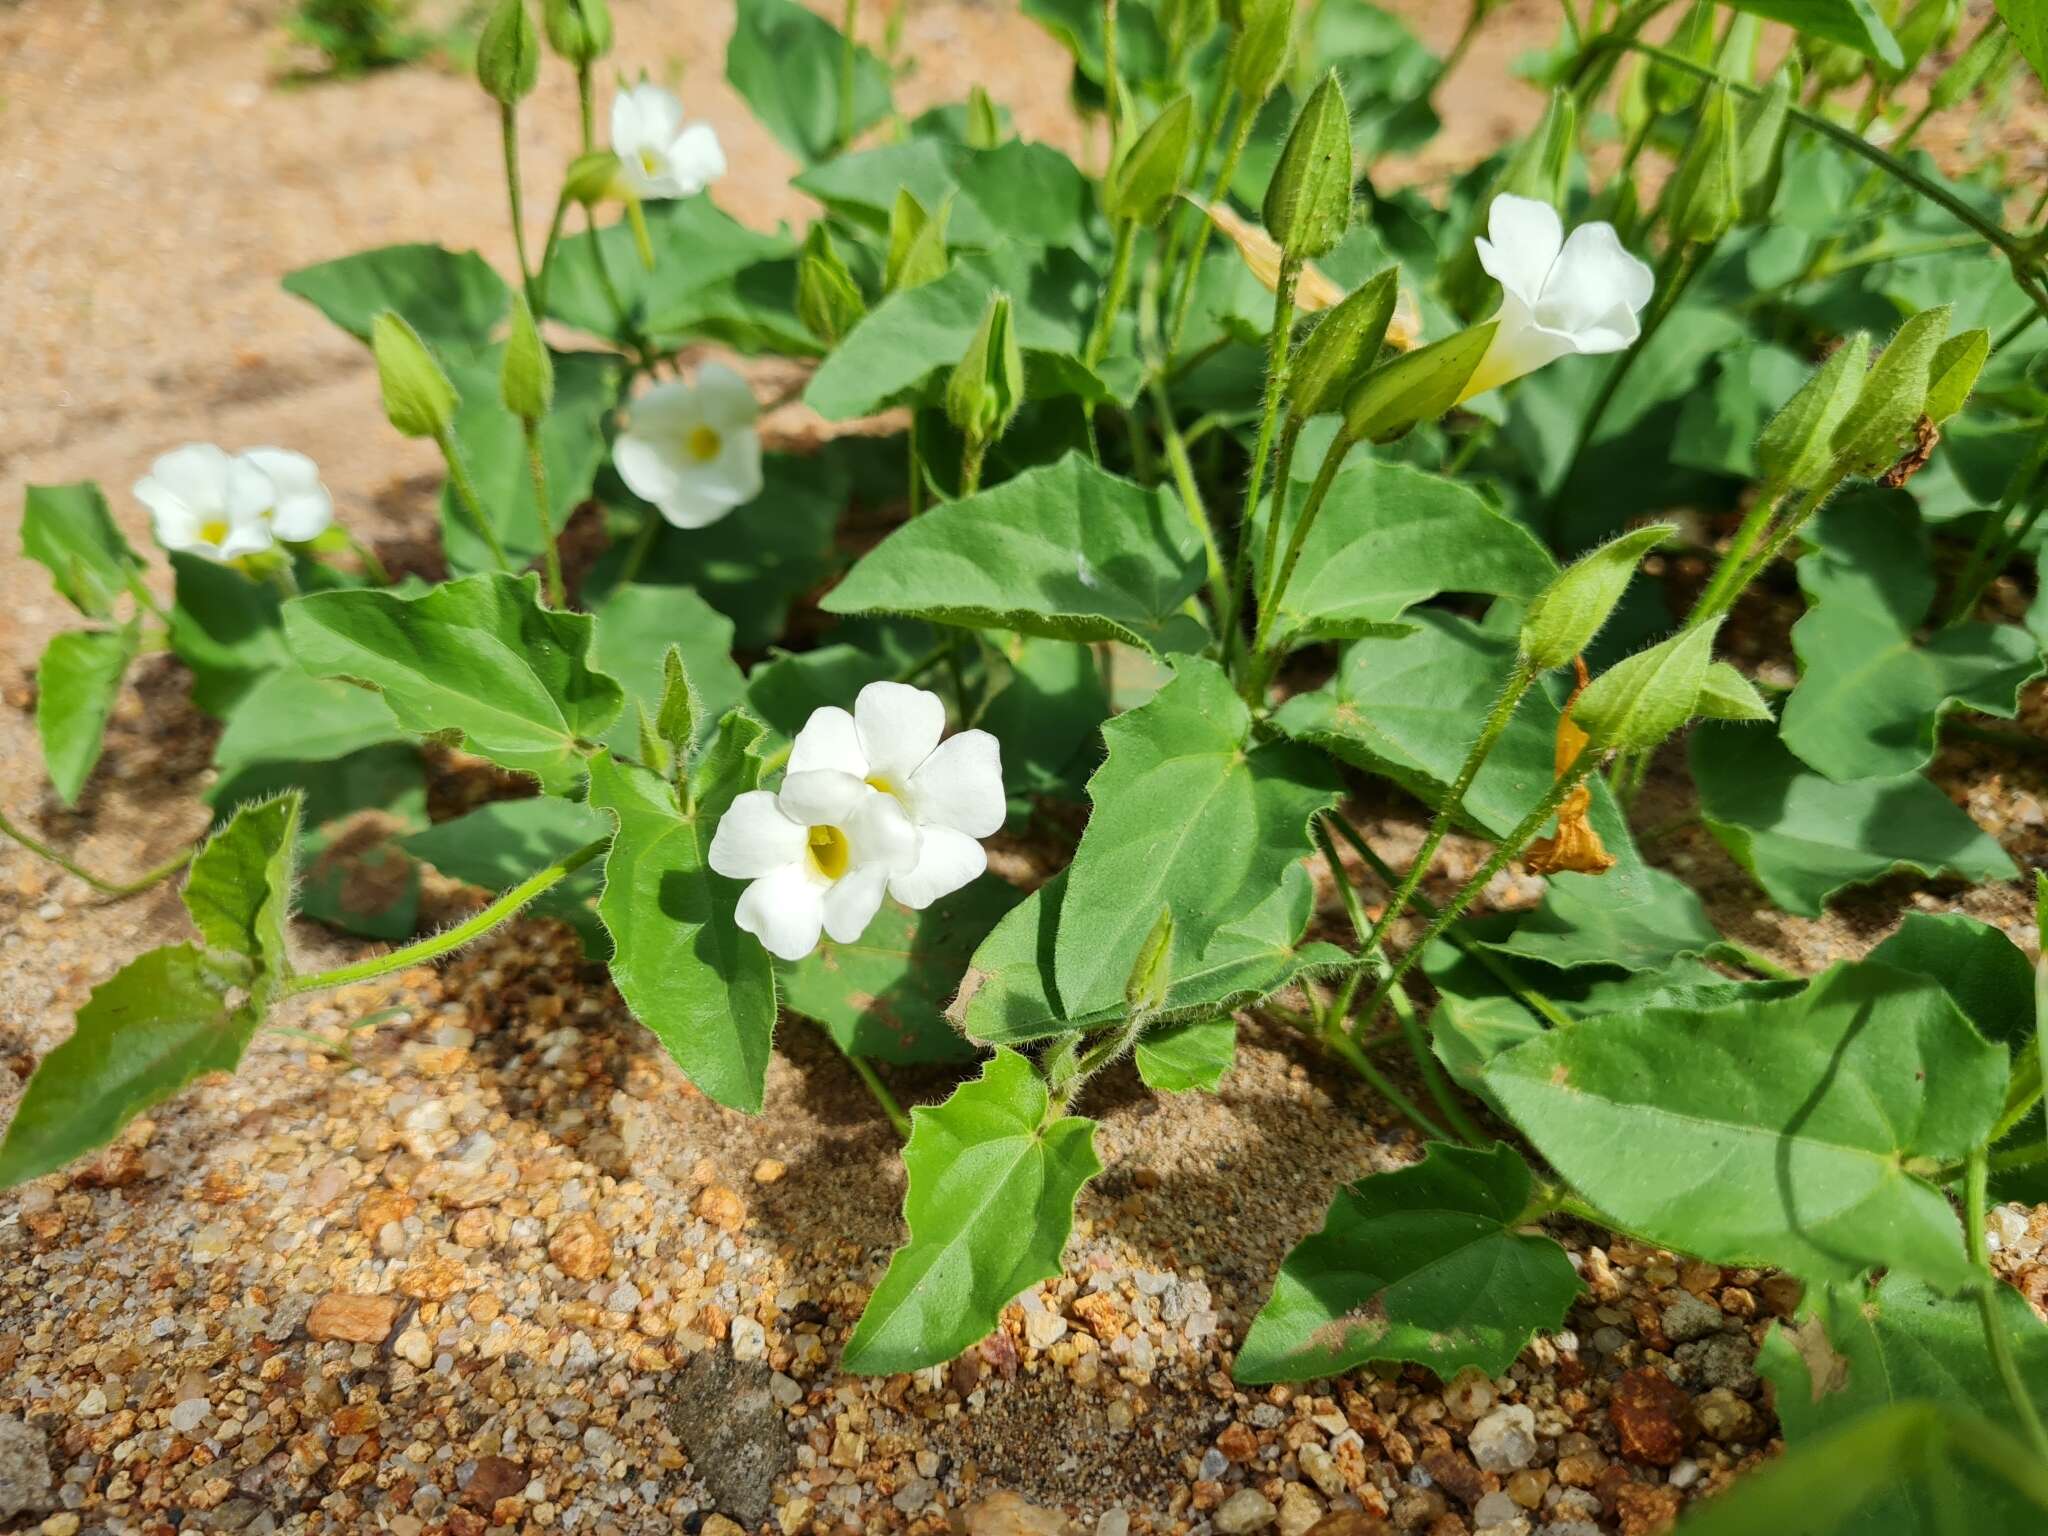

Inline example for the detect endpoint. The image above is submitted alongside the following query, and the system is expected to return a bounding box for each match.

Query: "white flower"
[1457,193,1655,404]
[788,682,1005,910]
[610,82,726,201]
[239,447,334,541]
[134,444,279,563]
[709,770,921,961]
[612,363,764,529]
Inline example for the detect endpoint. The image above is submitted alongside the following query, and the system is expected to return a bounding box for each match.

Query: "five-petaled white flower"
[1457,193,1655,404]
[788,682,1006,910]
[612,363,765,529]
[134,443,333,564]
[709,769,922,962]
[610,82,726,201]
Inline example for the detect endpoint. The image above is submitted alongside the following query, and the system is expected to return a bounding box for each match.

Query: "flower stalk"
[0,813,197,900]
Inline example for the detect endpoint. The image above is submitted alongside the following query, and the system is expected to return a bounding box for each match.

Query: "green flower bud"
[1124,906,1175,1016]
[945,290,1025,445]
[655,644,700,767]
[1885,0,1961,84]
[371,311,458,440]
[1105,93,1195,227]
[886,187,953,293]
[1734,72,1794,225]
[1262,72,1352,261]
[542,0,612,65]
[1756,333,1869,494]
[1573,623,1718,753]
[1519,523,1677,672]
[1658,82,1740,245]
[1924,328,1989,425]
[795,225,866,346]
[477,0,541,104]
[1930,24,2011,111]
[965,84,1003,150]
[1712,10,1762,83]
[1286,267,1398,425]
[1692,662,1773,722]
[1341,321,1496,444]
[1646,0,1716,115]
[1830,306,1949,480]
[1227,0,1295,105]
[563,150,622,205]
[501,293,554,423]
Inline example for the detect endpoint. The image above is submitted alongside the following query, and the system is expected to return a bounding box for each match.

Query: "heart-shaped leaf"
[37,622,139,806]
[23,482,143,620]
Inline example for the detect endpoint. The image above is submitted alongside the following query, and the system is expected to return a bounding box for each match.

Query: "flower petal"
[1475,194,1564,309]
[1455,291,1577,405]
[854,682,946,786]
[905,729,1005,838]
[845,789,922,876]
[668,122,727,195]
[777,769,868,828]
[788,705,869,777]
[708,789,807,878]
[240,447,334,540]
[736,865,826,960]
[143,443,234,508]
[613,430,687,509]
[888,825,988,909]
[821,863,891,943]
[1537,221,1654,339]
[694,362,760,428]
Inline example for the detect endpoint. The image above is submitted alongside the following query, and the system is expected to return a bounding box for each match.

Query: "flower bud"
[501,294,554,424]
[945,290,1024,446]
[1658,82,1740,245]
[563,150,623,205]
[542,0,612,65]
[887,187,952,293]
[1734,71,1794,225]
[656,644,700,767]
[1646,0,1716,115]
[1342,321,1496,444]
[1929,24,2011,111]
[1286,267,1398,425]
[1105,93,1195,227]
[966,84,1003,150]
[1519,523,1676,672]
[1712,10,1762,82]
[1125,906,1175,1017]
[477,0,541,104]
[1755,333,1869,495]
[795,225,866,346]
[1830,306,1949,481]
[1572,623,1718,753]
[1227,0,1294,105]
[371,312,458,440]
[1923,328,1988,425]
[1262,73,1352,261]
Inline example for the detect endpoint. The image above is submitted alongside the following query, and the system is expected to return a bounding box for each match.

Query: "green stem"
[1167,101,1260,358]
[1246,415,1344,688]
[906,411,925,517]
[577,62,595,153]
[284,837,610,994]
[1100,0,1126,142]
[958,435,988,498]
[1691,489,1789,622]
[846,1048,911,1140]
[1085,218,1140,369]
[1156,82,1236,327]
[434,425,515,574]
[1402,1003,1487,1145]
[1709,939,1796,982]
[531,187,576,317]
[1237,416,1303,666]
[1321,1019,1452,1142]
[500,103,533,299]
[1967,1147,2048,1463]
[343,530,392,585]
[1357,759,1601,1027]
[585,207,651,363]
[616,508,661,587]
[1148,374,1227,621]
[0,813,196,899]
[124,570,171,624]
[1943,431,2048,626]
[1360,662,1537,960]
[523,422,566,608]
[837,0,860,151]
[1429,0,1488,92]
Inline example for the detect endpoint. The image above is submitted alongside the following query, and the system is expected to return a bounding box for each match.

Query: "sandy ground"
[2,2,2047,1533]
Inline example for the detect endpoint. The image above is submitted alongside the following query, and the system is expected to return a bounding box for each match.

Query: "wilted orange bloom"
[1191,198,1420,348]
[1525,660,1614,877]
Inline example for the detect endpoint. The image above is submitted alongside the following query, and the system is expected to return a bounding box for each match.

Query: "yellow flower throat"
[806,824,850,881]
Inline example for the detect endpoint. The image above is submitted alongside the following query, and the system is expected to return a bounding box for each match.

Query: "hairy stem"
[846,1049,911,1140]
[1246,423,1352,692]
[1167,100,1259,357]
[523,423,566,608]
[1085,218,1140,369]
[958,435,988,498]
[0,813,196,899]
[500,103,534,299]
[285,837,610,995]
[1943,431,2048,626]
[1967,1147,2048,1462]
[1148,374,1227,620]
[434,425,515,574]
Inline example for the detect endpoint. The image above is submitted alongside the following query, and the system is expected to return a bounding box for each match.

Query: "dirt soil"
[3,3,2047,1535]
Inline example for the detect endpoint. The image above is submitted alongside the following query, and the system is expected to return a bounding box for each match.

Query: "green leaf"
[440,348,622,576]
[779,882,1021,1065]
[1722,0,1904,69]
[805,247,1134,420]
[1272,611,1644,874]
[1999,0,2048,90]
[1482,867,1721,974]
[0,946,261,1188]
[282,243,510,348]
[168,554,290,718]
[589,746,778,1112]
[957,862,1348,1043]
[403,797,609,951]
[975,633,1110,806]
[1694,661,1774,721]
[1782,491,2043,782]
[211,666,406,784]
[726,0,891,164]
[1052,658,1341,1022]
[1573,624,1717,753]
[37,622,139,806]
[544,197,810,356]
[1485,960,2006,1292]
[1831,306,1949,480]
[821,454,1209,655]
[1690,722,2015,916]
[1236,1141,1581,1384]
[1255,460,1556,646]
[796,139,1094,255]
[587,583,746,760]
[1757,1274,2048,1535]
[1868,913,2032,1048]
[842,1050,1101,1374]
[1134,1016,1236,1093]
[22,482,143,620]
[182,793,302,981]
[284,572,624,795]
